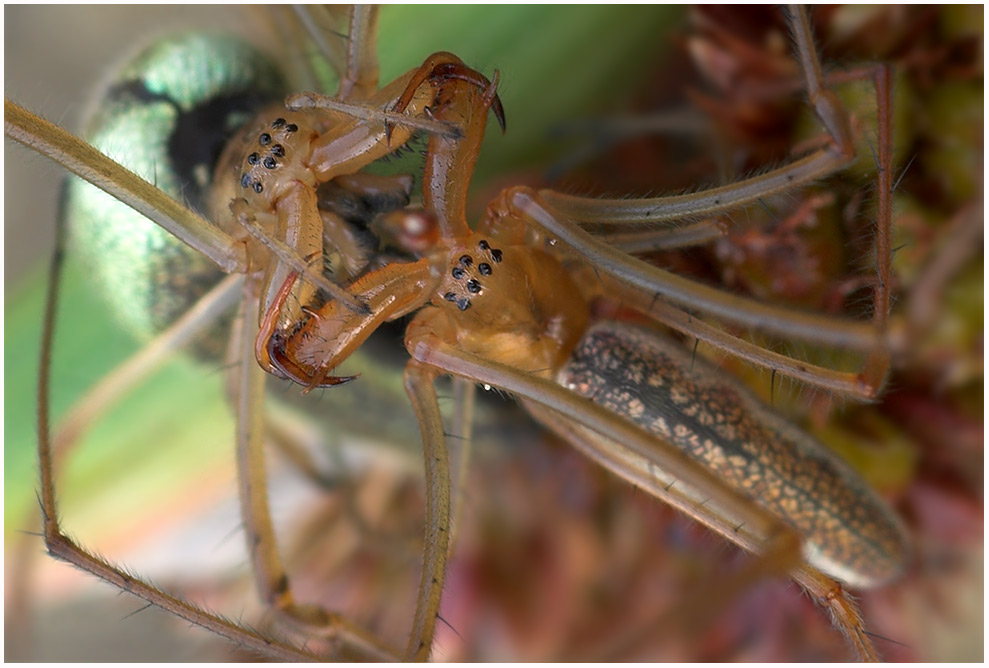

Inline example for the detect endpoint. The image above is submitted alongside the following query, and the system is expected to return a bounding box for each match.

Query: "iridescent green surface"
[66,34,285,340]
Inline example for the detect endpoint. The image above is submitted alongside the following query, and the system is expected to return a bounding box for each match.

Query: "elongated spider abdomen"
[559,321,909,588]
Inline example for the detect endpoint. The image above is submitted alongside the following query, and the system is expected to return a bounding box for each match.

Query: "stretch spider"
[5,3,980,664]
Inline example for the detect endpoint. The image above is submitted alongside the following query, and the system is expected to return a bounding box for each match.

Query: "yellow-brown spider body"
[263,51,908,606]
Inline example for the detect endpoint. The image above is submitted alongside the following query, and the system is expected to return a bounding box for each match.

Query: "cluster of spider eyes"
[444,239,503,311]
[240,117,298,194]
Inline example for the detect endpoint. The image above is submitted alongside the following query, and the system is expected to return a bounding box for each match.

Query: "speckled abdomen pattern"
[558,321,908,587]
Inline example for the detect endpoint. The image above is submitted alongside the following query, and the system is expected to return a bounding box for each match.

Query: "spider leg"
[408,332,783,557]
[791,566,880,662]
[5,101,245,274]
[596,218,727,253]
[509,5,896,398]
[279,6,348,89]
[53,275,242,466]
[521,187,878,349]
[339,6,381,101]
[490,186,881,398]
[526,397,882,661]
[447,376,477,557]
[305,64,467,182]
[537,8,855,228]
[523,402,801,660]
[407,330,885,661]
[35,196,318,662]
[403,361,454,661]
[281,5,379,100]
[232,285,400,660]
[9,275,242,658]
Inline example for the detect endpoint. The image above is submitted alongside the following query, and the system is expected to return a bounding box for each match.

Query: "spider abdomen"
[558,321,909,588]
